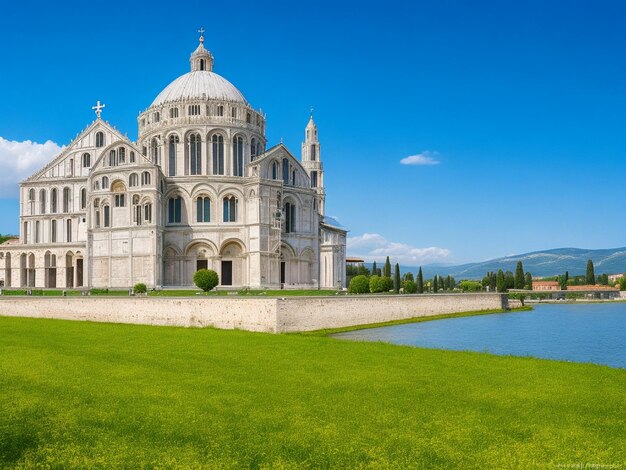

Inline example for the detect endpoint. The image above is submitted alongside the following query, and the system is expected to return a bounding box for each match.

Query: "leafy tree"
[394,263,401,294]
[489,272,496,292]
[0,234,13,245]
[504,271,515,290]
[449,276,455,290]
[369,275,383,293]
[403,272,414,282]
[193,269,219,292]
[404,279,417,294]
[372,261,377,277]
[417,267,424,294]
[619,276,626,291]
[514,261,525,289]
[383,256,391,278]
[597,273,609,285]
[586,259,595,285]
[433,275,439,293]
[348,275,370,294]
[525,272,533,290]
[459,280,482,292]
[496,269,505,292]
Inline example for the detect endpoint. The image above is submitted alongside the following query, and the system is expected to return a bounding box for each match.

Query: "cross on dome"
[198,27,205,43]
[92,100,105,119]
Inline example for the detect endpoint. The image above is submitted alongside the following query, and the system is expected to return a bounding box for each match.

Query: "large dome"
[150,71,248,108]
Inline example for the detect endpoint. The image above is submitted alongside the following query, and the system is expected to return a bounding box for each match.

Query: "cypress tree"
[372,261,377,277]
[394,263,401,293]
[586,259,595,285]
[383,256,392,278]
[433,275,439,293]
[450,276,455,289]
[489,272,497,292]
[525,271,533,290]
[496,269,505,292]
[417,267,424,293]
[514,261,525,289]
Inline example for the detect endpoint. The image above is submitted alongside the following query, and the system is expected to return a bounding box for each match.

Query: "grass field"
[1,316,625,469]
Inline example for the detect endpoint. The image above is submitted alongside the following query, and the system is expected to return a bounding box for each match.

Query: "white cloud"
[0,137,63,197]
[347,233,451,266]
[400,151,440,166]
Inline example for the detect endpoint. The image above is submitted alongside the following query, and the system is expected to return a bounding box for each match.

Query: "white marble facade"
[0,36,346,290]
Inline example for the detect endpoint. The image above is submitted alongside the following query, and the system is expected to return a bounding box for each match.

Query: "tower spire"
[190,28,214,72]
[301,112,324,213]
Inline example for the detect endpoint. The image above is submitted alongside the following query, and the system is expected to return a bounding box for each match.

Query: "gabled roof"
[24,119,130,183]
[250,143,308,174]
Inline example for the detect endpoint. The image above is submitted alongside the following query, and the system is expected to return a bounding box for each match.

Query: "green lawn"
[1,316,624,468]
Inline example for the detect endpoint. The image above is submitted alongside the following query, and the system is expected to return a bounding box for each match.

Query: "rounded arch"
[189,183,217,199]
[219,239,246,256]
[184,129,204,141]
[111,180,126,192]
[280,242,296,258]
[164,130,182,141]
[206,128,228,140]
[185,239,218,257]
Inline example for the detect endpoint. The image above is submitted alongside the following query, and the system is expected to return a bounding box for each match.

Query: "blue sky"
[0,0,625,265]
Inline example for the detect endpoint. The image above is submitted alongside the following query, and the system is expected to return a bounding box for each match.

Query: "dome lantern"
[190,28,214,72]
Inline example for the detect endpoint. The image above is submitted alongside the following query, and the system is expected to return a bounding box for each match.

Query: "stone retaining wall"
[0,293,508,333]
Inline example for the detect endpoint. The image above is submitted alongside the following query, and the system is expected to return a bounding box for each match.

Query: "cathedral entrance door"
[196,260,208,271]
[221,261,232,286]
[280,261,286,286]
[76,259,83,287]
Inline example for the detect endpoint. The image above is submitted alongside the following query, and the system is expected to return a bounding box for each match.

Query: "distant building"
[607,274,623,283]
[532,281,560,291]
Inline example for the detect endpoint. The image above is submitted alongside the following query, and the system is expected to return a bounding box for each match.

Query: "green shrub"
[404,280,417,294]
[90,288,109,295]
[133,283,147,295]
[193,269,219,292]
[348,275,370,294]
[369,275,382,293]
[380,276,394,292]
[459,280,482,292]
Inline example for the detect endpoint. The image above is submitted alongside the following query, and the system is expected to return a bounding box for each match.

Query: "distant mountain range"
[379,247,626,280]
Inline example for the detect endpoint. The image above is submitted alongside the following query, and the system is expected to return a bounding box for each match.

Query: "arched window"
[291,170,296,186]
[103,206,110,227]
[62,187,71,213]
[130,151,135,163]
[232,135,243,177]
[212,134,224,175]
[196,196,210,223]
[151,138,159,164]
[28,189,35,214]
[93,180,100,191]
[80,188,87,210]
[169,135,179,177]
[144,203,152,223]
[82,153,91,167]
[231,107,237,119]
[102,176,109,189]
[200,59,205,70]
[109,150,116,167]
[66,219,72,242]
[114,194,125,207]
[169,107,179,119]
[282,158,289,184]
[154,112,160,123]
[251,138,257,161]
[133,195,141,225]
[188,105,201,116]
[51,220,57,242]
[35,221,41,243]
[39,189,46,214]
[284,202,296,233]
[95,132,104,148]
[246,112,251,124]
[189,133,201,175]
[217,105,224,117]
[168,196,182,224]
[94,199,100,228]
[119,147,126,164]
[310,144,316,161]
[223,196,238,222]
[272,161,279,180]
[129,173,139,187]
[311,171,318,188]
[141,171,151,186]
[50,188,58,213]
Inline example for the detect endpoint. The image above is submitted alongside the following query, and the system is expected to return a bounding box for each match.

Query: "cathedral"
[0,34,347,290]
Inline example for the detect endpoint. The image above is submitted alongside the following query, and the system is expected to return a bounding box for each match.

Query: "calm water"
[332,303,626,369]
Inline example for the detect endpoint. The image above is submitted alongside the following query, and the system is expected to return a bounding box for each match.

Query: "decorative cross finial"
[310,106,314,117]
[280,137,284,144]
[92,100,105,119]
[198,27,205,43]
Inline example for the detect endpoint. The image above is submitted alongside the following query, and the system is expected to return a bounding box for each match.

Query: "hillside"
[374,247,626,280]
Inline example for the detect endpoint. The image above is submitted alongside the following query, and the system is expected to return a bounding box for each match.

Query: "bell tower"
[301,112,325,215]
